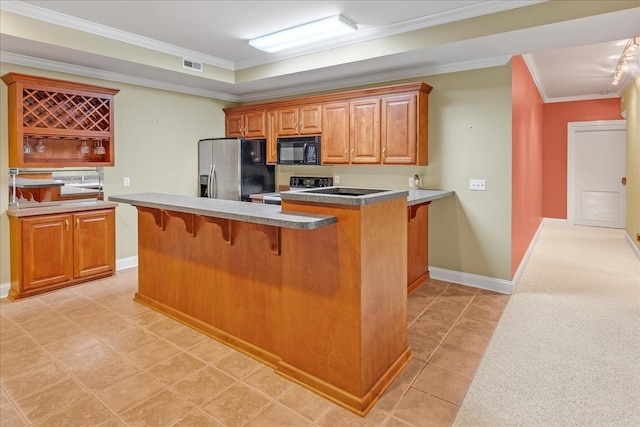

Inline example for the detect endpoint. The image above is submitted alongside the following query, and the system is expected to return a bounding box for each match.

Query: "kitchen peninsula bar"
[110,189,410,416]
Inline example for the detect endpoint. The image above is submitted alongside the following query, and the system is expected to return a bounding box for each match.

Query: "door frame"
[567,119,626,226]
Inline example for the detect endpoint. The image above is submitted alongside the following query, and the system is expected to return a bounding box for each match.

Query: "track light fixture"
[612,37,640,86]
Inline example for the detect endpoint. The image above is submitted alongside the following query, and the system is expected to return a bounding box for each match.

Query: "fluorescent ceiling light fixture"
[249,15,358,53]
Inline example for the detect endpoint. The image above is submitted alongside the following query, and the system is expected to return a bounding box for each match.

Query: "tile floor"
[0,268,509,426]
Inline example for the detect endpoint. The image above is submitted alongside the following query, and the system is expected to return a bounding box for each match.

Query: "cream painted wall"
[278,65,513,280]
[0,63,229,285]
[621,74,640,250]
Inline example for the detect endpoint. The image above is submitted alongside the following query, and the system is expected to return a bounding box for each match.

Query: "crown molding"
[3,0,545,73]
[0,51,241,102]
[0,0,235,70]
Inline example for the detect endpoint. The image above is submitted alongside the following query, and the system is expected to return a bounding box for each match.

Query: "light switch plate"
[124,177,130,187]
[470,179,486,191]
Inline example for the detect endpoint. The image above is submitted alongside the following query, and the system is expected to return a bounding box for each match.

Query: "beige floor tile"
[188,338,234,365]
[42,331,102,359]
[171,408,223,426]
[0,319,25,343]
[147,351,206,386]
[74,356,142,392]
[128,308,169,328]
[122,337,180,369]
[173,365,235,407]
[409,316,452,343]
[383,416,415,426]
[14,377,90,424]
[214,350,262,379]
[164,324,208,349]
[80,313,137,340]
[407,327,440,362]
[201,383,271,427]
[428,345,481,378]
[106,326,158,354]
[0,401,27,427]
[392,388,458,427]
[246,403,315,426]
[31,395,112,427]
[58,300,109,322]
[441,317,495,356]
[21,317,85,346]
[1,347,53,380]
[2,362,70,402]
[319,405,389,426]
[243,365,293,399]
[145,316,185,337]
[0,388,9,406]
[412,364,472,405]
[94,371,165,414]
[277,383,332,422]
[1,331,45,359]
[57,343,121,374]
[376,358,425,412]
[118,389,195,426]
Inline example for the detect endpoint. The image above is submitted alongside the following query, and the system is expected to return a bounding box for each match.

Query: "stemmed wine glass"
[79,140,90,154]
[23,137,32,154]
[93,140,106,155]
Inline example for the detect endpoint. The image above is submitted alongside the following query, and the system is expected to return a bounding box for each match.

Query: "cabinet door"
[321,102,350,164]
[225,112,245,137]
[298,105,322,134]
[407,202,429,294]
[244,110,266,138]
[266,110,278,164]
[381,94,417,164]
[350,98,381,164]
[74,209,115,278]
[277,108,299,135]
[21,214,73,290]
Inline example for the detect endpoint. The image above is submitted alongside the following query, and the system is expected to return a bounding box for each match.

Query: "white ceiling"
[1,1,639,103]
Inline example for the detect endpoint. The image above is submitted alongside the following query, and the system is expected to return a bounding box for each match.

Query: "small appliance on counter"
[198,138,275,201]
[276,135,321,165]
[262,176,333,205]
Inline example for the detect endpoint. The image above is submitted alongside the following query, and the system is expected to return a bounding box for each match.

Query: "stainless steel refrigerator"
[198,138,275,201]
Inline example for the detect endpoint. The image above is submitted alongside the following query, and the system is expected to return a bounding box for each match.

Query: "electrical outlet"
[469,179,486,191]
[333,175,340,184]
[124,177,130,187]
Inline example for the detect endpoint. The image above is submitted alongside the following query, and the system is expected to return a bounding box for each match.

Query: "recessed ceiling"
[1,1,639,102]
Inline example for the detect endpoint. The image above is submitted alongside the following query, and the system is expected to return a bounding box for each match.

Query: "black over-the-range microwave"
[276,135,321,165]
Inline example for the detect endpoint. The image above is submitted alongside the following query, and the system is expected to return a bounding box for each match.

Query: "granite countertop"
[406,189,455,206]
[6,200,118,217]
[280,187,454,206]
[11,177,65,188]
[109,192,336,230]
[281,187,409,206]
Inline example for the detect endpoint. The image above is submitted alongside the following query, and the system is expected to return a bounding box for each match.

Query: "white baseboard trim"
[0,256,139,300]
[428,267,513,295]
[625,233,640,260]
[116,255,138,271]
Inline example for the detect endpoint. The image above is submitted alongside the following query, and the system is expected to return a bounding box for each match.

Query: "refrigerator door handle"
[211,164,217,199]
[208,164,214,198]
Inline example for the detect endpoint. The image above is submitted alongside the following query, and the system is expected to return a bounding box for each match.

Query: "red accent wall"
[543,99,623,218]
[511,56,544,277]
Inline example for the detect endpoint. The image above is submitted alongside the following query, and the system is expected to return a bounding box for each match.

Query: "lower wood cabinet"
[407,202,430,294]
[9,208,116,300]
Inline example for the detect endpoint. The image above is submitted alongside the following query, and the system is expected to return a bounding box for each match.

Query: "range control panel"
[289,176,333,188]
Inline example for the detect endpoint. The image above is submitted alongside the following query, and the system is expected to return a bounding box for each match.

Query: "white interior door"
[568,120,626,228]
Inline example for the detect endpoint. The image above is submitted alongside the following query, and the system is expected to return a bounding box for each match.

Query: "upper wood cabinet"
[1,73,119,168]
[321,99,381,164]
[225,109,266,138]
[223,82,432,166]
[277,104,322,136]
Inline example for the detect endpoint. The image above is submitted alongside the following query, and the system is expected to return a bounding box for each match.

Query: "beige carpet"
[453,223,640,427]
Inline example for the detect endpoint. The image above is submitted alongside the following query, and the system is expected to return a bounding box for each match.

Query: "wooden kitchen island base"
[120,192,410,416]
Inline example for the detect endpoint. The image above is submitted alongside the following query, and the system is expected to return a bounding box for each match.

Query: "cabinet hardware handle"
[76,218,80,230]
[343,148,348,159]
[382,147,387,158]
[350,148,354,159]
[65,219,69,231]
